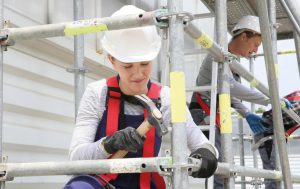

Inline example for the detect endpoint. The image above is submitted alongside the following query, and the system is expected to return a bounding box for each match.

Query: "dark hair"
[232,30,261,40]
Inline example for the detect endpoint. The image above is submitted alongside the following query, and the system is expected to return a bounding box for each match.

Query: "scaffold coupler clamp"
[157,150,202,177]
[0,21,15,50]
[230,167,238,179]
[159,156,202,177]
[250,178,263,186]
[155,7,194,28]
[159,155,201,175]
[156,150,172,178]
[66,67,90,74]
[0,156,14,182]
[154,7,169,29]
[223,50,238,64]
[156,156,173,177]
[272,22,280,30]
[187,156,202,175]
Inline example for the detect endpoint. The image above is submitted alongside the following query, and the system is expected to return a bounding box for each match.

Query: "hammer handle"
[111,120,152,159]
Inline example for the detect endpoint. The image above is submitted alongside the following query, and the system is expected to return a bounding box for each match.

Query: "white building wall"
[3,1,115,188]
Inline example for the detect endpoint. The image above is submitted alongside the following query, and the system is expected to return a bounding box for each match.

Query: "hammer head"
[134,94,168,136]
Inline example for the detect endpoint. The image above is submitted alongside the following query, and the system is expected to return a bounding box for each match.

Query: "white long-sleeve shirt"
[69,79,217,160]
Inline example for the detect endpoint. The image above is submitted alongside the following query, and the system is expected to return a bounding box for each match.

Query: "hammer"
[111,94,168,159]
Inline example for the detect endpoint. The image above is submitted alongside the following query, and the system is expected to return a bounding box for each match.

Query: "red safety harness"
[195,93,220,128]
[284,90,300,136]
[97,76,165,189]
[285,90,300,101]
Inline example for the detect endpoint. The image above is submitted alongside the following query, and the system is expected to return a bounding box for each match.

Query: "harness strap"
[106,90,120,135]
[97,76,121,185]
[286,96,300,101]
[140,109,154,189]
[286,125,300,136]
[140,81,165,189]
[195,93,220,128]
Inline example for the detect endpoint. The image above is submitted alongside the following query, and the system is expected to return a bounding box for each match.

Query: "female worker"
[64,5,218,189]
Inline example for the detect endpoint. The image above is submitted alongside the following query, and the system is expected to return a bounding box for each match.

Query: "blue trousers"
[254,132,279,189]
[63,175,106,189]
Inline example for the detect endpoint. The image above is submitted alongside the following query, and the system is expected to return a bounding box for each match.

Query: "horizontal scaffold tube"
[229,60,270,97]
[184,23,224,62]
[0,11,157,43]
[1,159,300,183]
[0,157,172,180]
[216,162,300,182]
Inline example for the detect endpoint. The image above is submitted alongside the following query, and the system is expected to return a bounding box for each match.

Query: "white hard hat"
[101,5,161,63]
[232,15,261,37]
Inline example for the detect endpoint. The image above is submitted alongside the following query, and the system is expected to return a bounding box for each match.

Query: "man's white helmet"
[101,5,161,63]
[232,15,261,37]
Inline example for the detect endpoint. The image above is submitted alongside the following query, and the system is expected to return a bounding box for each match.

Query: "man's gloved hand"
[245,112,271,134]
[102,127,145,154]
[189,148,218,178]
[281,98,293,109]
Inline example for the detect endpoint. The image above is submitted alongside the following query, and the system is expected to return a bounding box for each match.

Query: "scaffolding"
[0,0,300,189]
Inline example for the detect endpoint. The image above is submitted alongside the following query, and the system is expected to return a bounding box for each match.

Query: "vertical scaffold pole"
[95,0,102,54]
[0,0,4,188]
[74,0,85,117]
[168,0,189,188]
[238,114,246,189]
[294,32,300,78]
[269,0,278,77]
[158,0,168,85]
[159,31,169,85]
[256,1,293,188]
[249,57,255,112]
[215,0,234,188]
[249,57,259,189]
[207,57,218,189]
[268,1,282,188]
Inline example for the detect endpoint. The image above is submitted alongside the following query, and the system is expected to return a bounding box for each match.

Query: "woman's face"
[109,56,152,95]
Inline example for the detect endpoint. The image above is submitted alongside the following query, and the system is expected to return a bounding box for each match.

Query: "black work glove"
[102,127,145,154]
[190,148,218,178]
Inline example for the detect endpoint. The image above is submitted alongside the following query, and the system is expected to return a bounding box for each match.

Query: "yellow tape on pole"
[280,100,287,108]
[278,50,296,55]
[287,135,293,140]
[237,113,243,119]
[250,78,259,88]
[196,33,213,49]
[219,94,232,133]
[64,20,108,35]
[275,64,279,80]
[170,71,187,123]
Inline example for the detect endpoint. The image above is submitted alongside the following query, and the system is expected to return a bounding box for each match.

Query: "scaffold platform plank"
[201,0,294,40]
